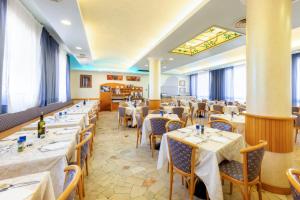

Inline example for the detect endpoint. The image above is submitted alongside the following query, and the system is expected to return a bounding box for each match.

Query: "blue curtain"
[209,68,225,100]
[39,28,59,106]
[292,53,300,106]
[66,54,71,101]
[190,74,198,97]
[0,0,7,113]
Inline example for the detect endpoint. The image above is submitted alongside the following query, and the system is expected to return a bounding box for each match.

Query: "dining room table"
[119,105,142,127]
[162,105,190,115]
[0,171,55,200]
[210,113,245,134]
[0,126,80,198]
[141,113,180,145]
[157,125,244,200]
[22,114,87,131]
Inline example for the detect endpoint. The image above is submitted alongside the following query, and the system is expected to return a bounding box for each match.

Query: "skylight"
[171,26,242,56]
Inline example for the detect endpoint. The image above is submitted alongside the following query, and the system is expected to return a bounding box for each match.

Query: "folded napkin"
[0,187,33,200]
[184,136,204,144]
[209,136,231,144]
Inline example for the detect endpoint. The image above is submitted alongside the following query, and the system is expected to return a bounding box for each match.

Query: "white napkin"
[0,187,33,200]
[184,136,204,144]
[209,136,231,144]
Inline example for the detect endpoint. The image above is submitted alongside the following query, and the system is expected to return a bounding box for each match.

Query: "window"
[233,65,246,102]
[197,72,209,99]
[292,53,300,105]
[2,0,42,113]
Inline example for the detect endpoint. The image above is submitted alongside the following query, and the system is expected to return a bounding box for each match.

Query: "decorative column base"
[245,113,295,195]
[149,99,161,110]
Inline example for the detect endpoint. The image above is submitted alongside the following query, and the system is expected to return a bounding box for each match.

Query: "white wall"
[70,70,190,99]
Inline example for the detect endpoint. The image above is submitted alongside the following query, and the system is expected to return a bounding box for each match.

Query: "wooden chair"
[58,165,82,200]
[141,106,149,118]
[166,120,184,132]
[78,124,95,157]
[197,102,206,118]
[167,135,206,200]
[172,107,184,119]
[89,114,97,136]
[212,105,224,114]
[293,107,300,113]
[118,107,132,128]
[177,100,181,107]
[189,106,195,125]
[286,168,300,200]
[151,110,162,114]
[75,132,93,197]
[219,141,267,200]
[208,120,233,132]
[149,117,170,157]
[181,113,189,127]
[135,114,143,148]
[294,113,300,143]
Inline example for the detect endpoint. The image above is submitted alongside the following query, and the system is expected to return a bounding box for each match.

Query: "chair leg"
[229,182,233,194]
[169,166,174,200]
[151,136,155,158]
[243,185,250,200]
[85,157,89,176]
[77,178,84,200]
[136,129,140,148]
[181,176,184,185]
[189,176,195,200]
[81,174,85,197]
[295,129,298,143]
[257,182,262,200]
[149,135,152,150]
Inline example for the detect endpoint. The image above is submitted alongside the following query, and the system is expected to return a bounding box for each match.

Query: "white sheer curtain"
[224,67,234,101]
[58,45,67,102]
[197,72,209,99]
[2,0,42,113]
[233,65,246,102]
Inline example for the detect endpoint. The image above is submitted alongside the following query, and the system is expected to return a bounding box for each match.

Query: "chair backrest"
[166,120,184,132]
[238,106,246,113]
[208,120,233,132]
[189,102,192,110]
[79,124,94,141]
[118,107,126,118]
[227,101,233,106]
[76,132,93,168]
[181,113,189,127]
[58,165,81,200]
[198,102,206,110]
[293,107,300,113]
[213,105,224,113]
[295,113,300,127]
[172,107,184,118]
[135,114,143,129]
[141,106,149,117]
[167,135,198,174]
[241,141,267,182]
[287,168,300,200]
[89,114,97,125]
[149,117,170,135]
[177,100,181,107]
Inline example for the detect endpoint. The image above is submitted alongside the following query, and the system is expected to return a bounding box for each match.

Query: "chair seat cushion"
[219,160,244,181]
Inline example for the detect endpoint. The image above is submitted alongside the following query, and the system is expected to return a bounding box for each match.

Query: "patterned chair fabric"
[219,146,265,182]
[213,105,224,113]
[166,120,183,132]
[172,107,184,119]
[0,101,72,132]
[227,101,234,105]
[63,169,76,200]
[198,102,206,111]
[141,106,149,118]
[136,114,143,129]
[150,118,170,135]
[290,174,300,200]
[168,137,192,173]
[210,121,232,132]
[80,133,90,168]
[118,107,126,118]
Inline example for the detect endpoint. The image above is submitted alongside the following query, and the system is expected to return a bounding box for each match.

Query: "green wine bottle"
[38,112,46,139]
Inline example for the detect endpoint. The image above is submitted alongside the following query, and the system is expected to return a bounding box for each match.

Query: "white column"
[148,57,161,100]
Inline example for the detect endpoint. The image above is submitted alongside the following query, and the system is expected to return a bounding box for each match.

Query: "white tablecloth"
[210,114,245,134]
[22,114,86,131]
[162,106,190,115]
[223,106,239,114]
[157,126,244,200]
[124,106,142,127]
[0,172,55,200]
[141,114,179,145]
[0,127,80,198]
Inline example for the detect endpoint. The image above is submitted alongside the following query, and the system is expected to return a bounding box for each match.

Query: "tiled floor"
[84,111,294,200]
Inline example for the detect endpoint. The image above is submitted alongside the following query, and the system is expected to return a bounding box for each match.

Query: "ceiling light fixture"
[169,58,174,61]
[60,19,72,26]
[76,46,82,50]
[144,64,148,67]
[163,66,167,69]
[171,26,242,56]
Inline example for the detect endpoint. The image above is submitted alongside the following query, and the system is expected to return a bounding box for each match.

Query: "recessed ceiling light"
[171,26,242,56]
[76,46,82,50]
[144,64,148,67]
[61,19,72,26]
[169,58,174,61]
[163,66,167,69]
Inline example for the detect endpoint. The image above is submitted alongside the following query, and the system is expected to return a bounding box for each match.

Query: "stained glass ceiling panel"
[171,26,242,56]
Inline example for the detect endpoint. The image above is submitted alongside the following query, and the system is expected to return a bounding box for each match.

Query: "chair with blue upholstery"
[149,117,170,157]
[135,114,143,148]
[287,168,300,200]
[197,102,206,118]
[141,106,149,118]
[166,120,184,132]
[212,104,224,114]
[151,110,161,114]
[172,107,184,119]
[75,132,93,197]
[118,107,132,128]
[167,135,206,200]
[58,165,82,200]
[219,141,267,200]
[208,120,233,132]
